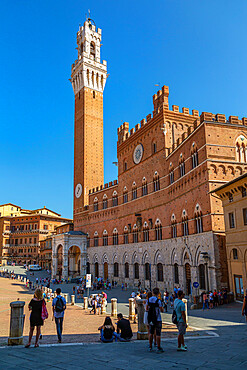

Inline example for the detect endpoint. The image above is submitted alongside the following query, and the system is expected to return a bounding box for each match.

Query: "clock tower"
[71,18,107,213]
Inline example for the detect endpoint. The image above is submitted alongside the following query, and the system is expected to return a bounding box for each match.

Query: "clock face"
[75,183,82,199]
[133,144,144,164]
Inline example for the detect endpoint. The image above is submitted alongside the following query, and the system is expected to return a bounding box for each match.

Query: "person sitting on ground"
[98,316,117,342]
[174,289,187,351]
[116,313,133,341]
[146,287,164,353]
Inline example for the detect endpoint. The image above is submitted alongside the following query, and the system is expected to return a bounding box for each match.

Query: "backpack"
[147,298,159,325]
[55,296,64,313]
[172,300,182,325]
[172,309,178,325]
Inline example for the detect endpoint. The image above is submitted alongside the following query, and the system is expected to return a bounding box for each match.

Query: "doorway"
[185,263,192,295]
[234,275,244,300]
[104,262,108,280]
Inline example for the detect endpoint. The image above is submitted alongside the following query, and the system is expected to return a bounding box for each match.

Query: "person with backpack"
[173,290,187,351]
[52,288,66,343]
[146,287,164,353]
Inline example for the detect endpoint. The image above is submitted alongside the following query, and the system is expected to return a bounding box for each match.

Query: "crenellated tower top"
[70,19,107,95]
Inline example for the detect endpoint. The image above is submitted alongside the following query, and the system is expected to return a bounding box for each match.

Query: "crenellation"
[216,114,226,123]
[192,109,199,117]
[200,112,213,123]
[135,123,140,131]
[242,117,247,125]
[229,116,239,125]
[130,128,135,135]
[146,114,152,122]
[141,118,146,127]
[182,107,190,115]
[172,105,179,113]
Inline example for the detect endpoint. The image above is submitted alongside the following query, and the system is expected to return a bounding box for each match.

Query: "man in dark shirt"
[116,313,133,341]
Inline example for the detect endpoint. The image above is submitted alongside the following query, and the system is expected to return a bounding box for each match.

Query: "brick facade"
[71,20,247,293]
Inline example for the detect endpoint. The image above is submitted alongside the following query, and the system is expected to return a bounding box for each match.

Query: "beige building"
[213,173,247,300]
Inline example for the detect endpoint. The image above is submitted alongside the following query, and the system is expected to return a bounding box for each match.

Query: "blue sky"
[0,1,247,219]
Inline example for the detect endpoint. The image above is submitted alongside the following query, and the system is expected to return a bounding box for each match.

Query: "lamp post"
[201,252,210,292]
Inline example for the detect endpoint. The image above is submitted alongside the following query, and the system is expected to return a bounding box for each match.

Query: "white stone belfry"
[70,19,107,95]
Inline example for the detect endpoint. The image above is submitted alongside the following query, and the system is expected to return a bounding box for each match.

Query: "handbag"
[41,299,49,320]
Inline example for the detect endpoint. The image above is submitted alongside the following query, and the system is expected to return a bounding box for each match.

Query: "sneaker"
[148,346,153,352]
[156,347,164,353]
[178,345,187,351]
[58,339,62,343]
[183,344,187,349]
[154,342,157,347]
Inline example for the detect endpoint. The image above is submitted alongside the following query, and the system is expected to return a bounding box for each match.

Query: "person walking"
[146,287,164,353]
[174,290,187,351]
[241,289,247,322]
[52,288,66,343]
[202,292,209,310]
[25,288,46,348]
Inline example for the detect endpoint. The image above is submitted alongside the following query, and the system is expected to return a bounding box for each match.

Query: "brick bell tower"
[71,18,107,213]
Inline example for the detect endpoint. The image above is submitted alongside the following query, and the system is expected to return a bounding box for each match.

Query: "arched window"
[103,195,108,210]
[112,191,118,207]
[132,182,137,200]
[123,187,128,203]
[157,263,163,282]
[182,210,189,236]
[155,220,162,240]
[191,143,199,169]
[236,135,247,163]
[113,229,118,246]
[134,263,139,279]
[142,177,148,196]
[171,214,177,238]
[179,155,185,177]
[145,263,150,280]
[114,262,119,277]
[86,262,90,274]
[96,73,99,87]
[233,248,238,260]
[94,232,99,247]
[174,263,179,284]
[195,208,203,233]
[95,262,99,278]
[101,75,104,89]
[93,197,98,212]
[133,224,138,243]
[91,71,94,86]
[198,264,206,290]
[153,172,160,192]
[124,226,129,244]
[87,69,90,84]
[103,230,108,246]
[125,262,129,278]
[169,163,174,184]
[90,41,95,59]
[86,233,90,248]
[143,222,149,242]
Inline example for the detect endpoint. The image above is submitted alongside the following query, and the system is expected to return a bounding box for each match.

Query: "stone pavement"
[0,323,247,370]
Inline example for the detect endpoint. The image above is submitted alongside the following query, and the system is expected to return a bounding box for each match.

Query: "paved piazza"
[0,270,247,369]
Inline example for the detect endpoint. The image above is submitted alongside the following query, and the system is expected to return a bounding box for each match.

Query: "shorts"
[149,321,162,336]
[177,322,186,336]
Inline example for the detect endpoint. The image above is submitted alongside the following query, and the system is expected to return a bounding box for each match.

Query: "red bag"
[41,299,48,320]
